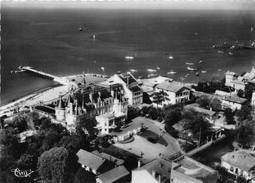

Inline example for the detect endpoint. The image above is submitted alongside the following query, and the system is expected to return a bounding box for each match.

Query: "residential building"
[105,72,143,107]
[154,81,191,106]
[76,149,124,175]
[131,156,217,183]
[96,165,130,183]
[221,150,255,182]
[225,67,255,91]
[221,95,246,110]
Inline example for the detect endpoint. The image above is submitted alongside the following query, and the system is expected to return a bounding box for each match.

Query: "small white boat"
[169,54,174,59]
[148,74,157,78]
[218,69,222,71]
[147,69,157,72]
[125,56,134,59]
[229,52,233,55]
[186,62,194,65]
[201,71,207,73]
[218,51,224,54]
[156,65,160,70]
[130,69,137,72]
[167,70,176,75]
[187,67,197,71]
[199,60,203,64]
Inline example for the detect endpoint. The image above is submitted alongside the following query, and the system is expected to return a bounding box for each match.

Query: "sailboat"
[169,54,174,59]
[251,27,253,32]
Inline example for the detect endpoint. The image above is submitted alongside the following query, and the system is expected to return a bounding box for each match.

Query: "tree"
[245,84,255,100]
[164,107,182,129]
[18,153,35,169]
[237,89,244,98]
[196,95,210,109]
[12,115,28,133]
[236,123,254,148]
[224,108,235,125]
[209,97,222,111]
[0,153,17,183]
[152,90,168,109]
[236,104,252,121]
[38,147,69,183]
[77,117,98,139]
[73,168,96,183]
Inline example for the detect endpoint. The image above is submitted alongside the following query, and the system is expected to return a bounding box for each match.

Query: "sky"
[2,0,255,11]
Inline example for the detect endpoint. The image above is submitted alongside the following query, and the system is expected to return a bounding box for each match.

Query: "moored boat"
[187,67,197,71]
[147,69,157,72]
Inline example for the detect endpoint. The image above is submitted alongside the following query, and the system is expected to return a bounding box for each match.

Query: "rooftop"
[92,150,125,166]
[156,81,188,93]
[96,165,129,183]
[221,150,255,172]
[174,156,216,180]
[222,95,246,104]
[185,105,216,117]
[76,149,106,171]
[136,158,173,182]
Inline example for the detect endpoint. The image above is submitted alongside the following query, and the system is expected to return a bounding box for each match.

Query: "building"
[96,165,130,183]
[107,72,143,107]
[221,95,246,110]
[131,156,217,183]
[54,84,128,134]
[221,150,255,182]
[154,81,191,106]
[225,67,255,91]
[76,149,124,176]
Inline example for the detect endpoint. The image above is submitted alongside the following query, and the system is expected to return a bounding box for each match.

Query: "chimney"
[138,160,141,168]
[158,174,161,183]
[82,94,84,109]
[152,171,156,178]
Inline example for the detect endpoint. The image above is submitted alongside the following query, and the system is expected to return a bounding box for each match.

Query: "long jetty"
[21,66,75,86]
[213,43,255,50]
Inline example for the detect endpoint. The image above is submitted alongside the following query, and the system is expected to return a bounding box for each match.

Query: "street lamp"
[186,132,192,153]
[101,67,105,75]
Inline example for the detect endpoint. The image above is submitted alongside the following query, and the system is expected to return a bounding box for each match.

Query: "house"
[131,157,217,183]
[96,165,130,183]
[225,67,255,91]
[221,95,246,110]
[91,150,125,166]
[109,72,143,107]
[185,105,217,123]
[221,150,255,182]
[76,149,121,175]
[154,81,191,106]
[171,156,217,183]
[54,84,128,134]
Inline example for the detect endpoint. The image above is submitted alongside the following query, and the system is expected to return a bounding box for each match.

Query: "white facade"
[154,87,190,106]
[221,160,255,182]
[251,91,255,106]
[221,100,242,110]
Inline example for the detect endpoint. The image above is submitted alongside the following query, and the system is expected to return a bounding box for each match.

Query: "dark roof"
[92,150,125,166]
[76,149,106,171]
[129,86,142,93]
[118,73,137,85]
[96,165,129,183]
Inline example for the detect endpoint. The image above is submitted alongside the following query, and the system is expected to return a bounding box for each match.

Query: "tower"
[55,97,65,121]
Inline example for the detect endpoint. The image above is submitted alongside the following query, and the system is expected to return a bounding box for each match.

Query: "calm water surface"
[1,7,255,105]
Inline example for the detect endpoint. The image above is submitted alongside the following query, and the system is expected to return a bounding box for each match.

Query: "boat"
[130,69,137,72]
[147,69,157,72]
[218,51,224,54]
[125,56,134,60]
[187,67,197,71]
[229,52,233,55]
[199,60,203,64]
[201,71,207,73]
[167,70,176,75]
[218,69,222,71]
[169,54,174,59]
[148,74,157,78]
[156,65,160,70]
[186,62,194,65]
[79,26,82,32]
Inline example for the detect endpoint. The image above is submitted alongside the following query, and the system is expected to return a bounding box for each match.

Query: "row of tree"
[0,112,97,183]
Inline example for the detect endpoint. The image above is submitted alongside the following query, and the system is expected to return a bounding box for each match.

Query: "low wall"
[186,135,226,156]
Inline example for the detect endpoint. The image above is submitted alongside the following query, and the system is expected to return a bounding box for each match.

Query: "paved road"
[114,117,181,161]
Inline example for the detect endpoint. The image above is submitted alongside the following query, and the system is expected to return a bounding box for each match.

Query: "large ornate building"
[54,83,128,135]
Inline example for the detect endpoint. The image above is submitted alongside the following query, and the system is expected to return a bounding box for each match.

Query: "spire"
[58,97,65,109]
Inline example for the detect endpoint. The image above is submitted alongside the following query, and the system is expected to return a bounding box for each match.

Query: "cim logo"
[11,168,34,178]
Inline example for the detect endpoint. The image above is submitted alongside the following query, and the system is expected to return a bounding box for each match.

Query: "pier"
[20,66,76,87]
[213,43,255,50]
